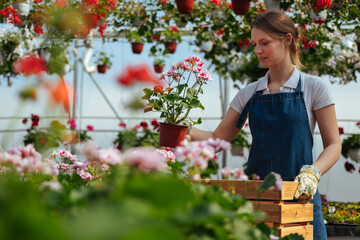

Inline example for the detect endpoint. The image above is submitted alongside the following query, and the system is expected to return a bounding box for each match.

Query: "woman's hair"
[251,11,304,70]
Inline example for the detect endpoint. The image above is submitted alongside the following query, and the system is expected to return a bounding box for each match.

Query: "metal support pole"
[222,76,229,171]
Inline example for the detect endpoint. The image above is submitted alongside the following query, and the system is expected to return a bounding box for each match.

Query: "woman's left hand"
[294,165,321,200]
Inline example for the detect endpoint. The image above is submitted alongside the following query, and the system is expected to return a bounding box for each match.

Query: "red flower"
[140,121,148,129]
[154,84,164,94]
[98,24,106,37]
[356,122,360,126]
[31,114,40,127]
[13,54,47,76]
[227,2,233,9]
[345,161,356,173]
[84,0,100,6]
[67,118,76,130]
[133,124,141,131]
[308,40,316,48]
[216,28,225,36]
[338,127,344,135]
[86,125,94,131]
[151,119,160,130]
[22,118,28,124]
[117,64,160,87]
[33,0,42,3]
[159,0,167,6]
[39,139,47,145]
[34,25,44,34]
[238,39,250,47]
[169,26,178,33]
[151,35,161,41]
[313,0,332,11]
[119,121,127,128]
[0,6,22,25]
[210,0,221,5]
[54,0,67,8]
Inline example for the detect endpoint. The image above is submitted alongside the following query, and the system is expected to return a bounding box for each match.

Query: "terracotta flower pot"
[84,13,99,28]
[131,42,144,54]
[12,1,30,16]
[231,0,250,15]
[175,0,195,14]
[164,42,178,54]
[97,64,108,74]
[159,122,188,148]
[153,64,164,74]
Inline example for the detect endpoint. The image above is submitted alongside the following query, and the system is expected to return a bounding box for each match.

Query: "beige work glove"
[294,165,321,200]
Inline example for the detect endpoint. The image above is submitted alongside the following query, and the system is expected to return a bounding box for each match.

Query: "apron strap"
[235,90,262,129]
[295,74,302,96]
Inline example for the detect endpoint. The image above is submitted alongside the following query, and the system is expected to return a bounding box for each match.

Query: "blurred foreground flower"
[12,54,47,76]
[117,64,160,86]
[41,76,72,113]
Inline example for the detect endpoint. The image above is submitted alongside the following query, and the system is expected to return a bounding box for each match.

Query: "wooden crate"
[200,180,313,240]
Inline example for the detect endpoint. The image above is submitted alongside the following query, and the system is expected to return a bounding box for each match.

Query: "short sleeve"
[229,82,258,114]
[311,77,334,111]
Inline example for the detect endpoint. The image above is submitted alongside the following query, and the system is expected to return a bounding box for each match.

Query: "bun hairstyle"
[251,11,304,70]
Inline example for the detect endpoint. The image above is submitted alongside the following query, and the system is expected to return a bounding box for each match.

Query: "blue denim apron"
[236,75,327,239]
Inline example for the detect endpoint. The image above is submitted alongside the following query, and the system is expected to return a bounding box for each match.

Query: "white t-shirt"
[229,66,334,135]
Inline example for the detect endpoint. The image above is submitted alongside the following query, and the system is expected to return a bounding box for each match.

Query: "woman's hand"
[294,165,321,200]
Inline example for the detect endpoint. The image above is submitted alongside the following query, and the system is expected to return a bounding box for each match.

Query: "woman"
[189,11,341,240]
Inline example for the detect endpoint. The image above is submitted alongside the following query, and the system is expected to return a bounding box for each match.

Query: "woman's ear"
[284,33,292,47]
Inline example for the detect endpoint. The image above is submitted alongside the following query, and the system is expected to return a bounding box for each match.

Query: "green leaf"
[258,173,275,192]
[186,88,197,99]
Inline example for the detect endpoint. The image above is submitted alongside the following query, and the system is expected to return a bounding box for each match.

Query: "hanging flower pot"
[84,13,99,29]
[199,41,213,52]
[231,145,244,156]
[164,41,178,54]
[97,64,108,74]
[348,148,360,163]
[159,122,188,148]
[175,0,195,14]
[12,1,30,16]
[131,42,144,54]
[310,9,327,25]
[231,0,250,15]
[264,0,280,11]
[153,64,164,74]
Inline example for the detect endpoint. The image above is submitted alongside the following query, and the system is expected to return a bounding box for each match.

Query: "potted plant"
[175,0,195,14]
[125,29,145,54]
[162,26,182,54]
[95,51,112,74]
[309,0,332,25]
[230,129,251,156]
[153,58,165,74]
[142,55,212,148]
[231,0,250,15]
[12,0,30,17]
[341,123,360,163]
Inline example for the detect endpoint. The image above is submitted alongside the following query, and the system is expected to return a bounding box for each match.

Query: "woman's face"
[251,27,288,69]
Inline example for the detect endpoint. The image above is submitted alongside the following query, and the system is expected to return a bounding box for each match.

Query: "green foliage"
[96,51,113,68]
[113,126,160,151]
[341,134,360,159]
[231,129,251,148]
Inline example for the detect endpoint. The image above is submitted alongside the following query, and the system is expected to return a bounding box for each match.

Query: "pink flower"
[234,168,248,180]
[98,148,122,165]
[133,124,141,131]
[269,172,283,190]
[86,125,94,131]
[67,118,76,130]
[123,147,168,172]
[119,121,127,128]
[78,170,93,181]
[221,167,232,178]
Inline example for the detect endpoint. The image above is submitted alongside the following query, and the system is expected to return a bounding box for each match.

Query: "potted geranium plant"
[230,129,251,156]
[153,58,165,74]
[95,51,112,74]
[341,123,360,163]
[124,29,145,54]
[161,26,182,54]
[142,55,212,148]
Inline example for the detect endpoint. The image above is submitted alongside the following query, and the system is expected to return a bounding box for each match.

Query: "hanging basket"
[131,42,144,54]
[175,0,195,14]
[164,41,178,54]
[310,9,327,25]
[231,0,250,15]
[264,0,280,11]
[12,1,30,16]
[97,64,108,74]
[153,64,164,74]
[84,13,99,29]
[199,41,213,52]
[159,122,188,148]
[348,148,360,163]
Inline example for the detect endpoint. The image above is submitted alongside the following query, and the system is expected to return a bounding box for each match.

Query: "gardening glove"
[294,165,321,200]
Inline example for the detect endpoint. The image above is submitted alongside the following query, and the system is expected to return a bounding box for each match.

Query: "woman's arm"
[312,104,341,175]
[189,107,242,142]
